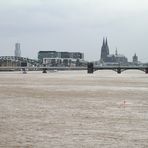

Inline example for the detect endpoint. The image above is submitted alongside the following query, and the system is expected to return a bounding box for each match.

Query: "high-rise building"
[15,43,21,57]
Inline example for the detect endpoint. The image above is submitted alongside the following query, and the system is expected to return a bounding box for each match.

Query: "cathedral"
[100,38,128,65]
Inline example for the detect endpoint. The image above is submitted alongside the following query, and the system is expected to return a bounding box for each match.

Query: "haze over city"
[0,0,148,62]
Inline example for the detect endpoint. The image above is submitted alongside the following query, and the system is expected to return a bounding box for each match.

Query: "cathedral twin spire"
[100,37,128,63]
[101,37,109,61]
[103,37,108,45]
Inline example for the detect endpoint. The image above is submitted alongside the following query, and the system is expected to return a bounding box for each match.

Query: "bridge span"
[0,63,148,74]
[88,62,148,74]
[0,56,39,67]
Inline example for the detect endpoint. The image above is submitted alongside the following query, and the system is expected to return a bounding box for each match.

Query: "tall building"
[100,38,128,65]
[15,43,21,57]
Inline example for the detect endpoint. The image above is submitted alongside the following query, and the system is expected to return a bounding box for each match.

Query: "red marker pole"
[123,100,126,108]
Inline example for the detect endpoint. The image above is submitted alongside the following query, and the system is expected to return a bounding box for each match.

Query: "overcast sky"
[0,0,148,62]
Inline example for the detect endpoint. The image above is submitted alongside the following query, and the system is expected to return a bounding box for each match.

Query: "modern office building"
[14,43,21,57]
[38,51,84,67]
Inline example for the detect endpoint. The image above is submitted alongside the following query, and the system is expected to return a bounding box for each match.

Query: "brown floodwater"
[0,70,148,148]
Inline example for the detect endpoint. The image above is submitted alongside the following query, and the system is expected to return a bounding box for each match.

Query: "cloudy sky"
[0,0,148,62]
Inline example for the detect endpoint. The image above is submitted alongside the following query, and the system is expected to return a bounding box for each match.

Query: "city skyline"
[0,0,148,62]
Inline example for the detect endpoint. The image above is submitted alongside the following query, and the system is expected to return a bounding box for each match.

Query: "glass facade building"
[38,51,84,67]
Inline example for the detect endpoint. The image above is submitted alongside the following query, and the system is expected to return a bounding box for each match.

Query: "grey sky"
[0,0,148,62]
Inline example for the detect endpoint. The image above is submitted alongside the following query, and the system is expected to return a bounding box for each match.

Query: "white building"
[39,51,84,67]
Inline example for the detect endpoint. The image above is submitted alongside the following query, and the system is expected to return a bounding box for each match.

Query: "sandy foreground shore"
[0,70,148,148]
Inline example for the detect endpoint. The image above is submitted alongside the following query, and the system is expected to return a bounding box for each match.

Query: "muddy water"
[0,70,148,148]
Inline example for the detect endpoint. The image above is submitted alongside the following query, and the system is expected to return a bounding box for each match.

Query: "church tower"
[100,37,110,62]
[133,53,138,64]
[105,38,109,55]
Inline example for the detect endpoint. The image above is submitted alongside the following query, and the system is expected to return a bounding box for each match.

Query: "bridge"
[0,63,148,74]
[0,66,87,72]
[0,56,40,66]
[88,63,148,74]
[1,56,147,74]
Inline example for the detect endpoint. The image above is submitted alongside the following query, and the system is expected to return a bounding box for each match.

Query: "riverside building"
[38,51,84,67]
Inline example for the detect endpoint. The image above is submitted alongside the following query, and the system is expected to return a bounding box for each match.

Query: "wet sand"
[0,70,148,148]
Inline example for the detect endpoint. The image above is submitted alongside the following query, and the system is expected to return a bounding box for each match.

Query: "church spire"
[103,37,105,46]
[115,48,118,56]
[105,37,108,46]
[100,37,109,61]
[105,37,109,55]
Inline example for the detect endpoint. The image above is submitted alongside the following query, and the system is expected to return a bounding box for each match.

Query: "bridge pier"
[42,68,47,73]
[22,68,27,74]
[87,62,94,74]
[145,68,148,74]
[117,68,121,74]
